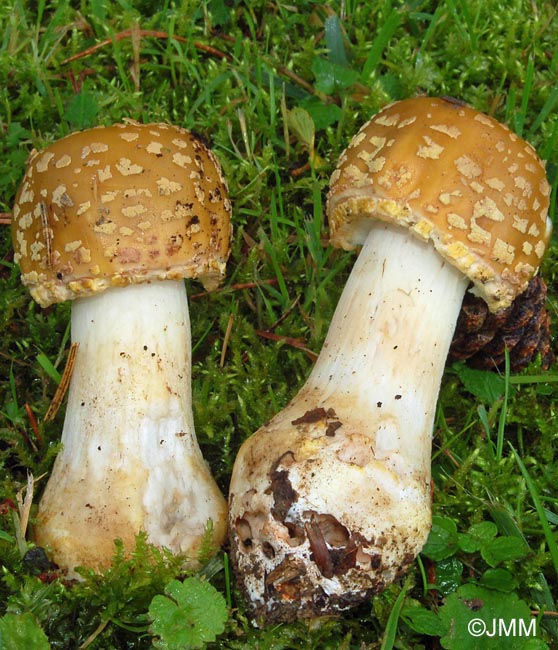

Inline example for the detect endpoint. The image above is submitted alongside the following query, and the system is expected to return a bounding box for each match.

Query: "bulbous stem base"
[36,281,227,575]
[229,224,468,622]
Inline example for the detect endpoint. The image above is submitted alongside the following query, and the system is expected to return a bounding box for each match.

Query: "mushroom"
[228,97,552,622]
[11,121,232,575]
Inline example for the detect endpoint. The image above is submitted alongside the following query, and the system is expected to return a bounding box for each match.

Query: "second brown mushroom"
[228,97,552,623]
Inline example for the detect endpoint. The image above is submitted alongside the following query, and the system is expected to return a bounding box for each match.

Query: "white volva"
[37,281,227,575]
[229,223,469,622]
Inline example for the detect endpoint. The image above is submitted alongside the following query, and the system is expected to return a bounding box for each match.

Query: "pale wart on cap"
[327,96,552,312]
[12,121,232,307]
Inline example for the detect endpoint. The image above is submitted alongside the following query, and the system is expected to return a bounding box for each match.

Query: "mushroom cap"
[12,121,232,307]
[327,96,552,312]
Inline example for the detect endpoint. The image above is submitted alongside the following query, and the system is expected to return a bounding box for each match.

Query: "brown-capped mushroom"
[228,97,552,622]
[12,120,232,575]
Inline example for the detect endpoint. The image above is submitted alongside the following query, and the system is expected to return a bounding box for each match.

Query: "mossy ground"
[1,1,557,648]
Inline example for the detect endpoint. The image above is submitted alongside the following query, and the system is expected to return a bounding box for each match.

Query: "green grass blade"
[527,85,558,140]
[509,444,558,578]
[495,350,510,461]
[325,14,348,67]
[36,351,61,384]
[514,55,535,136]
[380,579,410,650]
[361,8,401,80]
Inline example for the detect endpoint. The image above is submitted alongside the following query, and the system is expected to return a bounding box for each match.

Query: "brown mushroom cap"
[12,121,232,307]
[327,96,552,313]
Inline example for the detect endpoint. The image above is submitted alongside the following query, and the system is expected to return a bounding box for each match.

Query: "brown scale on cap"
[328,96,552,313]
[12,120,232,307]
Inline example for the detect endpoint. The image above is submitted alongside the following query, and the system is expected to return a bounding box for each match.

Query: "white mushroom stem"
[36,280,227,576]
[229,223,469,622]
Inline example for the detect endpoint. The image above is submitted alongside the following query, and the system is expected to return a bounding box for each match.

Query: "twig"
[24,403,42,447]
[289,161,311,177]
[534,609,558,617]
[266,294,301,331]
[16,472,35,542]
[255,329,317,361]
[79,619,111,650]
[220,312,235,368]
[0,212,11,225]
[189,278,279,301]
[277,64,322,97]
[61,29,231,66]
[44,342,79,422]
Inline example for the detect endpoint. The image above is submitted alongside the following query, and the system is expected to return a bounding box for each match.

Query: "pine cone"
[449,276,554,371]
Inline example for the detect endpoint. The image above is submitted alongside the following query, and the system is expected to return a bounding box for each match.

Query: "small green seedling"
[148,577,228,649]
[0,612,50,650]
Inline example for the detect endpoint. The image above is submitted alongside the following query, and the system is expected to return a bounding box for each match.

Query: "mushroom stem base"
[36,281,227,575]
[229,224,468,622]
